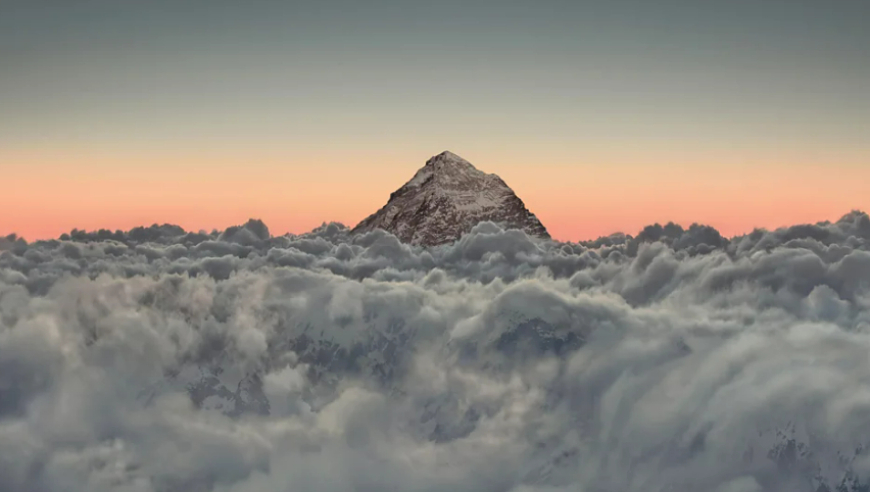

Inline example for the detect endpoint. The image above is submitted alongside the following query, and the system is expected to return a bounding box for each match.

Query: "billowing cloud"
[1,212,870,491]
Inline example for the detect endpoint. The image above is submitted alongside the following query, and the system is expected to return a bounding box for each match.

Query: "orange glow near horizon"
[3,145,869,243]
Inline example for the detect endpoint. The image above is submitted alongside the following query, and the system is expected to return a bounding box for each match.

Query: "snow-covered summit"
[425,150,476,169]
[352,151,550,246]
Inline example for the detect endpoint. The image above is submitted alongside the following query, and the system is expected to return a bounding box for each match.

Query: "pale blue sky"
[2,0,868,151]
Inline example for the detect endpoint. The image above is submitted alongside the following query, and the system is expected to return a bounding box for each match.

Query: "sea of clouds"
[2,211,870,492]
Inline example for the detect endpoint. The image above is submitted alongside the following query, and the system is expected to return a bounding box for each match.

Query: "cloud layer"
[2,212,870,492]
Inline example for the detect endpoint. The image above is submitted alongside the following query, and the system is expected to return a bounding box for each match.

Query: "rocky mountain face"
[352,151,550,246]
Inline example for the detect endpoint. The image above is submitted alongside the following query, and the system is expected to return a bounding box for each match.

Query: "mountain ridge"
[352,151,550,246]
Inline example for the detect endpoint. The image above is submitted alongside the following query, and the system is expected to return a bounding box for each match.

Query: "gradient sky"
[2,0,869,242]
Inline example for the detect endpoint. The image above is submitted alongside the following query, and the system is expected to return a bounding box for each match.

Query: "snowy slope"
[352,151,550,246]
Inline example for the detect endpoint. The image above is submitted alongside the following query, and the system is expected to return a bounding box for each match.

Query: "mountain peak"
[352,152,549,246]
[419,151,480,180]
[426,150,473,167]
